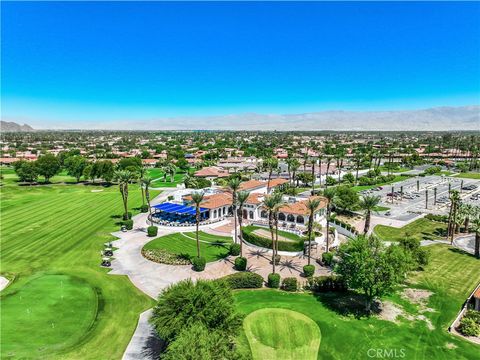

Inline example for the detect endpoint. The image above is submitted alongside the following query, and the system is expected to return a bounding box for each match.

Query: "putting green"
[0,274,98,358]
[243,308,321,360]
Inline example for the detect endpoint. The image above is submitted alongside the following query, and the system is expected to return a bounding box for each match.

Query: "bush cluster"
[425,213,449,223]
[458,310,480,336]
[140,204,149,213]
[322,252,334,266]
[221,272,263,289]
[424,166,442,175]
[242,227,304,252]
[123,212,132,220]
[330,218,358,235]
[123,219,134,230]
[267,273,281,288]
[141,249,191,265]
[306,275,347,292]
[147,226,158,237]
[281,277,298,292]
[303,264,315,277]
[358,174,396,186]
[229,243,241,256]
[192,256,206,272]
[234,256,247,271]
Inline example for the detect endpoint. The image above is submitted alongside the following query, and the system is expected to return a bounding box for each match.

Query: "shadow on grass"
[448,247,476,258]
[313,291,380,319]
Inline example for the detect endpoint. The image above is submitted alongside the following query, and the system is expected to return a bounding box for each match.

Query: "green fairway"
[143,231,232,262]
[244,308,321,360]
[454,172,480,180]
[373,218,447,242]
[147,167,187,187]
[235,245,480,359]
[1,274,98,358]
[0,175,158,359]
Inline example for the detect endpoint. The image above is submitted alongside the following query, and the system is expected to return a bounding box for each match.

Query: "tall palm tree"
[359,194,381,234]
[138,166,147,207]
[263,193,283,273]
[114,170,133,220]
[306,198,321,265]
[236,191,250,257]
[323,188,336,252]
[191,191,205,258]
[471,208,480,259]
[310,157,316,195]
[447,190,461,243]
[167,163,176,182]
[228,178,242,244]
[142,176,153,224]
[264,157,279,193]
[290,159,300,188]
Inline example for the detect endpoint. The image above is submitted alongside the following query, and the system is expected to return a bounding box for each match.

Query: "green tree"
[263,193,283,273]
[118,157,142,172]
[36,154,60,183]
[306,198,321,265]
[14,160,38,184]
[359,194,381,234]
[114,170,134,220]
[236,190,250,257]
[323,187,336,251]
[334,185,359,213]
[335,236,409,312]
[64,155,88,182]
[343,172,355,184]
[142,176,153,224]
[228,178,242,245]
[191,191,205,259]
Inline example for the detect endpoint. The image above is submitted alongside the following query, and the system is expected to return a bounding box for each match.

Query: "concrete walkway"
[0,276,9,292]
[122,309,163,360]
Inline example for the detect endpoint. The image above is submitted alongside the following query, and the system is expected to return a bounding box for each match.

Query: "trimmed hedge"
[303,265,315,277]
[123,219,134,230]
[234,256,247,271]
[229,243,241,256]
[192,256,206,272]
[147,226,158,237]
[140,204,149,213]
[268,273,281,288]
[242,226,304,252]
[221,272,263,289]
[322,252,334,266]
[425,213,448,223]
[307,275,346,292]
[123,212,132,220]
[281,277,298,292]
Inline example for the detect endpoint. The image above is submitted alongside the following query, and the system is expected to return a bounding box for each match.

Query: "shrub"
[281,277,298,292]
[142,248,191,265]
[150,279,242,342]
[123,212,132,220]
[140,204,149,213]
[229,243,241,256]
[221,272,263,289]
[123,219,134,230]
[274,254,281,265]
[303,264,315,277]
[167,195,174,201]
[147,226,158,237]
[308,275,346,292]
[425,214,448,223]
[458,317,480,337]
[267,273,281,288]
[192,256,206,272]
[242,226,304,251]
[234,256,247,271]
[322,252,334,266]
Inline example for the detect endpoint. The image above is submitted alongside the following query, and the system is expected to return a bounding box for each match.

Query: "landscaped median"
[241,225,306,252]
[142,231,232,264]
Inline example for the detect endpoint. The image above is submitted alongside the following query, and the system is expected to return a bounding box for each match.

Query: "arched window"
[249,211,254,219]
[296,215,304,224]
[213,209,217,218]
[278,212,286,221]
[223,207,226,215]
[243,209,248,219]
[260,210,268,218]
[287,214,295,222]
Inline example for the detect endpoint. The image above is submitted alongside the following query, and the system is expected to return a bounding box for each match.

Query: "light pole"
[434,187,437,205]
[425,189,428,209]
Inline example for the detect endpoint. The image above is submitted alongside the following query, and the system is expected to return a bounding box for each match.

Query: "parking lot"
[360,175,480,220]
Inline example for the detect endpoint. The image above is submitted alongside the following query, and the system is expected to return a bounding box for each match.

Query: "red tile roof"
[194,166,229,178]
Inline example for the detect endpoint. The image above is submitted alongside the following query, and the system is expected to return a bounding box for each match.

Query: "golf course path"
[0,276,9,291]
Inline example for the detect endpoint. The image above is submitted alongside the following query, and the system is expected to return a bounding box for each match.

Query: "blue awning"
[153,202,208,215]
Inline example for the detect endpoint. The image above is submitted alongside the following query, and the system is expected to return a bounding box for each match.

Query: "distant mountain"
[92,105,480,131]
[0,121,35,132]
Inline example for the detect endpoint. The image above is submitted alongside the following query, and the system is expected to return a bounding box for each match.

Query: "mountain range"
[0,121,35,132]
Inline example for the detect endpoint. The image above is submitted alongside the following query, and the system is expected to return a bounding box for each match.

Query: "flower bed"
[141,248,190,265]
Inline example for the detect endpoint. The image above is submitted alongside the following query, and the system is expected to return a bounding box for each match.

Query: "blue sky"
[2,1,480,128]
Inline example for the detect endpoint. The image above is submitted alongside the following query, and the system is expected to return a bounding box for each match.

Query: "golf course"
[0,168,157,359]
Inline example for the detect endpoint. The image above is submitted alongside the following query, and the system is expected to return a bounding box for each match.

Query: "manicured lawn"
[1,274,98,358]
[243,308,321,360]
[454,172,480,180]
[243,225,304,241]
[373,205,390,212]
[0,177,159,359]
[143,231,232,262]
[373,218,447,242]
[147,167,187,187]
[351,175,407,192]
[378,165,410,173]
[234,245,480,359]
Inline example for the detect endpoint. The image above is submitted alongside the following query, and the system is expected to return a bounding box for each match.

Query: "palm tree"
[114,170,134,220]
[290,159,300,188]
[359,194,381,234]
[323,188,336,251]
[142,176,153,223]
[310,157,316,194]
[471,208,480,259]
[191,191,205,258]
[447,190,460,243]
[167,163,176,182]
[264,157,279,193]
[263,193,283,273]
[138,166,147,207]
[306,198,321,265]
[228,178,242,244]
[236,191,250,257]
